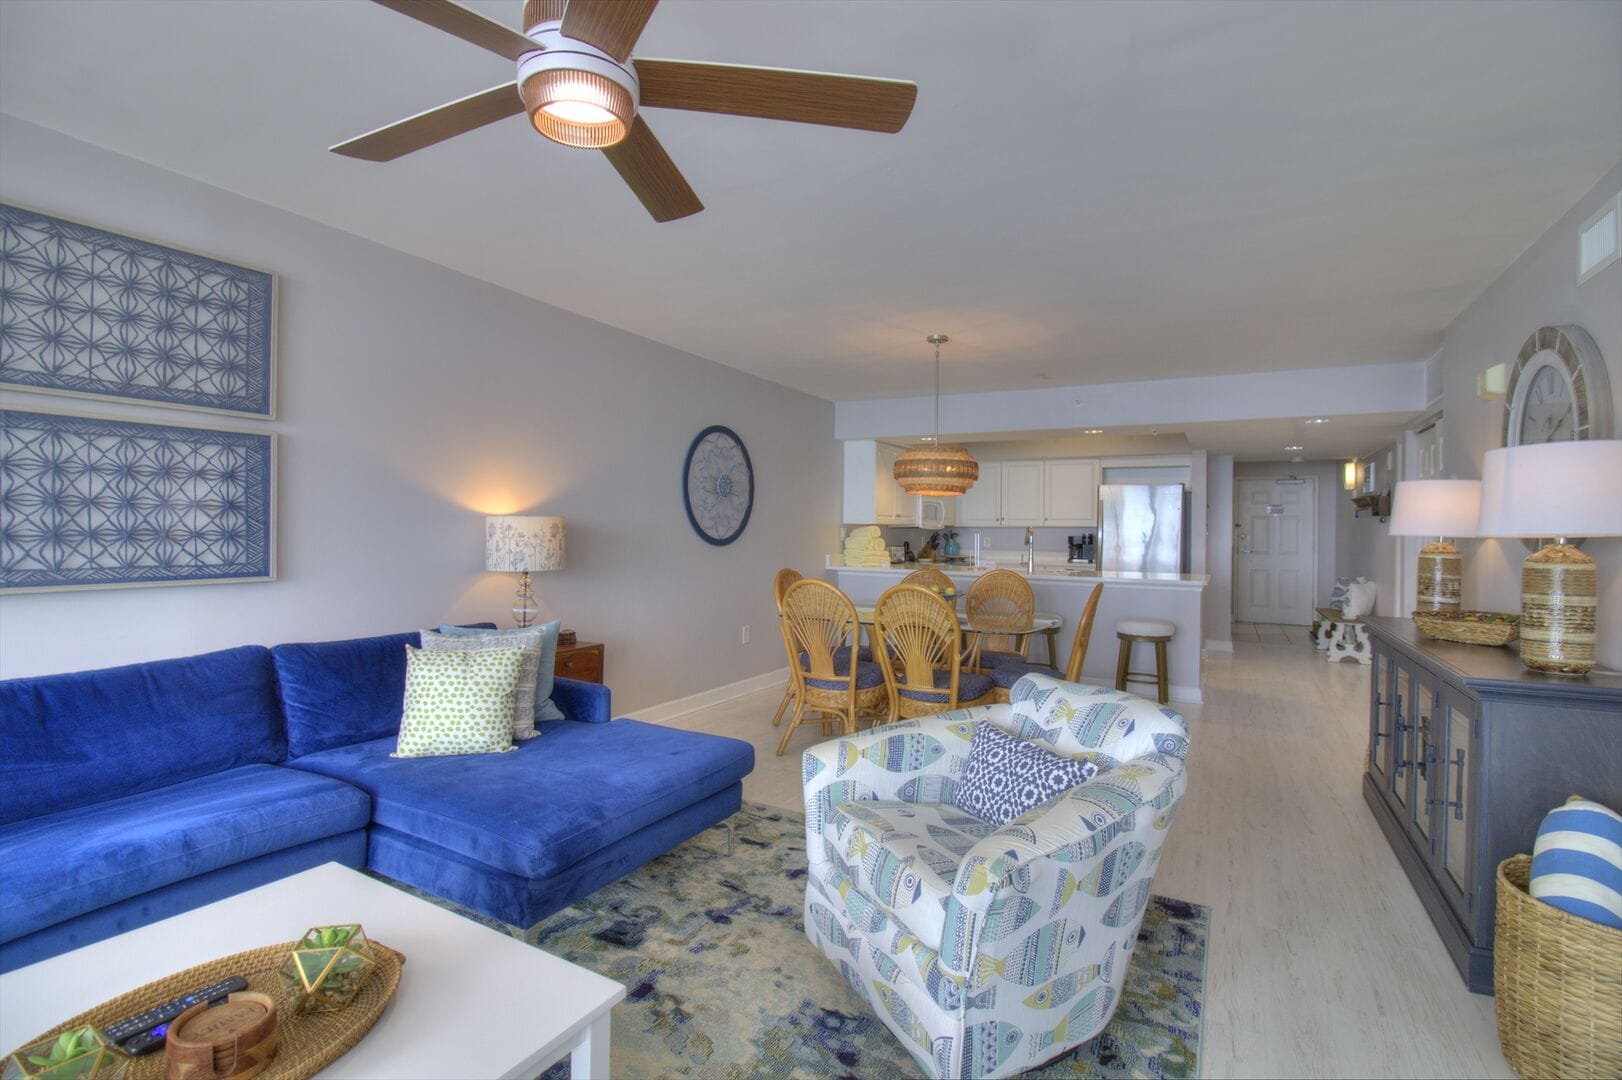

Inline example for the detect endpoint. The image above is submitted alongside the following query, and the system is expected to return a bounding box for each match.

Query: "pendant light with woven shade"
[895,334,979,496]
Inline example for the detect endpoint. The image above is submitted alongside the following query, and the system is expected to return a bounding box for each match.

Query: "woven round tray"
[1412,610,1520,646]
[9,940,402,1080]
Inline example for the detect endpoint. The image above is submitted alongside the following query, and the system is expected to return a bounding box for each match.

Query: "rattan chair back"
[874,584,964,720]
[901,567,954,593]
[1065,583,1105,682]
[965,569,1035,632]
[776,579,884,754]
[780,579,858,687]
[773,567,803,612]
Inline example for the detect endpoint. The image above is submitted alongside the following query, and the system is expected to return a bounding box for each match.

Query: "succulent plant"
[25,1028,95,1068]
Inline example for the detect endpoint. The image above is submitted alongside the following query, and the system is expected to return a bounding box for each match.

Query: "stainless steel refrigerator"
[1099,483,1188,574]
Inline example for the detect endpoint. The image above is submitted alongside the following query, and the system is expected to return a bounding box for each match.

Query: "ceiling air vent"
[1578,193,1620,284]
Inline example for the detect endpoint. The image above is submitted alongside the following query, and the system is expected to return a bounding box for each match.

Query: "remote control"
[101,975,248,1051]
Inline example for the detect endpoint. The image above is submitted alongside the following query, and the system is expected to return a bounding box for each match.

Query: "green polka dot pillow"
[393,645,526,758]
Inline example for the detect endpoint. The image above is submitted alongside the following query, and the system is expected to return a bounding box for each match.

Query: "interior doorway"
[1234,476,1318,624]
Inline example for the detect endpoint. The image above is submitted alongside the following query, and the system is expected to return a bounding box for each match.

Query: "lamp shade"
[1386,480,1482,538]
[485,515,565,572]
[1476,441,1622,538]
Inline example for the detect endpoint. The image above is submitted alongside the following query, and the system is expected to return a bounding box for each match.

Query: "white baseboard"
[1204,639,1235,653]
[633,667,789,726]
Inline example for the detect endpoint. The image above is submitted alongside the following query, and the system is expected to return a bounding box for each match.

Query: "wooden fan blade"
[371,0,540,62]
[601,116,702,222]
[635,59,917,133]
[331,83,523,161]
[560,0,659,63]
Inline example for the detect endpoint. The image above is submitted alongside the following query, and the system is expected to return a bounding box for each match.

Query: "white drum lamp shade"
[1476,440,1622,674]
[1388,479,1481,614]
[486,516,565,628]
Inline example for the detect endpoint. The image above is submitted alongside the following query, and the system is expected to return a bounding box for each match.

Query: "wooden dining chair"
[901,567,955,593]
[963,568,1036,670]
[769,568,803,727]
[777,579,888,755]
[872,584,994,724]
[986,583,1104,702]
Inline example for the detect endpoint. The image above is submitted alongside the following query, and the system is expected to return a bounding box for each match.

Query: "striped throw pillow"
[1528,795,1622,930]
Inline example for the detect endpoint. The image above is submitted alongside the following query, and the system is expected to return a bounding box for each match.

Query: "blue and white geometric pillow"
[951,720,1098,827]
[1528,795,1622,930]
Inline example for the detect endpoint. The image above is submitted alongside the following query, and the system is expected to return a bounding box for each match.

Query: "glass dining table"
[853,606,1065,672]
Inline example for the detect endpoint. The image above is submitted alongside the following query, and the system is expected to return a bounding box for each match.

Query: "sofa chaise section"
[0,647,371,972]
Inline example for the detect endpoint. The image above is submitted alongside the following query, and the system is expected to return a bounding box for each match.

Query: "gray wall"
[1204,454,1234,644]
[1337,442,1402,616]
[0,118,841,711]
[1438,161,1622,669]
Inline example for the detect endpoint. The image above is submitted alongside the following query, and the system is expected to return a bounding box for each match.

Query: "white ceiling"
[1,0,1618,404]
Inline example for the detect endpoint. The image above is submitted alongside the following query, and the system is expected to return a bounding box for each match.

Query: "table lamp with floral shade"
[485,516,564,629]
[1475,440,1622,674]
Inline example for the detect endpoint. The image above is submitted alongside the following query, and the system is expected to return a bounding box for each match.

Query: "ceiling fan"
[330,0,919,222]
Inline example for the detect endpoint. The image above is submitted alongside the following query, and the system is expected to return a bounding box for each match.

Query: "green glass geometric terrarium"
[277,923,377,1012]
[3,1027,129,1080]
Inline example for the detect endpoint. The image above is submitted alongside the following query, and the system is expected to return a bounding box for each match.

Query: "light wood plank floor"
[665,637,1511,1078]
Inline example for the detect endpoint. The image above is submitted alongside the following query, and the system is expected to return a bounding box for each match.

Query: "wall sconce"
[1343,461,1358,491]
[1477,363,1508,399]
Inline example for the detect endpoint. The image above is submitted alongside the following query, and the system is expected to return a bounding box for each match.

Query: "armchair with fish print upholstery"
[801,672,1190,1080]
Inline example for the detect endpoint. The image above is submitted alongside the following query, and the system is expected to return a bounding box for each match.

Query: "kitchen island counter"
[831,563,1208,703]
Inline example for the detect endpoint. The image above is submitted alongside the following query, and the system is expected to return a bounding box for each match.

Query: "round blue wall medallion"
[683,425,754,546]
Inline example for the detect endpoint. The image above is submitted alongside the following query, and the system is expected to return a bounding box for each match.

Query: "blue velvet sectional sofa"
[0,629,755,973]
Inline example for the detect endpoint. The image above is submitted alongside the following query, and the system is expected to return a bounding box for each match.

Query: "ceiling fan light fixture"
[522,68,634,148]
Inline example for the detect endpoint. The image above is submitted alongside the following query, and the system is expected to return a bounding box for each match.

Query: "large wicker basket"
[1412,610,1520,646]
[1494,855,1622,1079]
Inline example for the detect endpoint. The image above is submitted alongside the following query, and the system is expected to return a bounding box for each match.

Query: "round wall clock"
[1503,324,1613,447]
[682,425,754,546]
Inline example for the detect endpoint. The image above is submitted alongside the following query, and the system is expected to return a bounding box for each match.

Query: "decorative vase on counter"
[944,538,960,557]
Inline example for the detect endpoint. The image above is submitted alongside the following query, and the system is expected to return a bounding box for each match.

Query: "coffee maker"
[1067,533,1096,564]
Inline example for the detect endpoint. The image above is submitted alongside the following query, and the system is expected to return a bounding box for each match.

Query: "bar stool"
[1115,619,1174,704]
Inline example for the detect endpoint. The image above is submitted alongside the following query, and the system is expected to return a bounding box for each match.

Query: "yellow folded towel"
[843,538,887,553]
[848,525,881,538]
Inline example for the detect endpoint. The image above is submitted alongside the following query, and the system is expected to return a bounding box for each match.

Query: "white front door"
[1234,477,1317,624]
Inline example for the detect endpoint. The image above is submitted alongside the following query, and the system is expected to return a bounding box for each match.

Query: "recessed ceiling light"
[1284,444,1304,452]
[1304,417,1330,425]
[1082,429,1104,435]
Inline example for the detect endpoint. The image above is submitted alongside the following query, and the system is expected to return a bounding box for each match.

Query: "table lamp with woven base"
[1388,479,1481,613]
[1477,441,1622,675]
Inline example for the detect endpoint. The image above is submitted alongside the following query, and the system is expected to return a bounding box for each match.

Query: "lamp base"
[1415,540,1462,613]
[512,571,538,630]
[1519,542,1596,675]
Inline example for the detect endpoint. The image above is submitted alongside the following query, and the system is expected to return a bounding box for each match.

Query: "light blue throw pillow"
[438,619,566,723]
[1528,795,1622,930]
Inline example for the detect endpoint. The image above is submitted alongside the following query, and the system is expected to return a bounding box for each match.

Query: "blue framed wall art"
[0,202,276,417]
[0,408,276,592]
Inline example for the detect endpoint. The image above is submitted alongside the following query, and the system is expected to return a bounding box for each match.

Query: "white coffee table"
[0,863,624,1079]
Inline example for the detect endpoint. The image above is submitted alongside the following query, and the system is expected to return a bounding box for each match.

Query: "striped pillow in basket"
[1528,795,1622,930]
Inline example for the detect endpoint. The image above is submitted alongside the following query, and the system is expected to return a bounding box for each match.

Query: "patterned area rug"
[377,802,1207,1079]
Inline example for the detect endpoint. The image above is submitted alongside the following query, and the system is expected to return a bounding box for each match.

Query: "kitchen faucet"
[1025,526,1035,572]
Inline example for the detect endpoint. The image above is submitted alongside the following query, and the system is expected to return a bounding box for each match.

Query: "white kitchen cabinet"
[843,440,921,525]
[1043,458,1100,525]
[1000,460,1045,525]
[955,462,1002,525]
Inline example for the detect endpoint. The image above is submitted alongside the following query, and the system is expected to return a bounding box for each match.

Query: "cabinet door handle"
[1417,715,1431,781]
[1445,748,1467,821]
[1393,714,1407,777]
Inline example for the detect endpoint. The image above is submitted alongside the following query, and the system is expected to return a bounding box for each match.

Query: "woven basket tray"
[1412,610,1520,646]
[1495,856,1622,1078]
[8,940,402,1080]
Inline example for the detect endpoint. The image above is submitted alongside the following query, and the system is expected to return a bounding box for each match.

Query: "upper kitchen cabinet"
[843,440,953,527]
[953,457,1101,526]
[956,462,1002,525]
[1000,461,1045,526]
[844,440,910,524]
[1044,459,1100,526]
